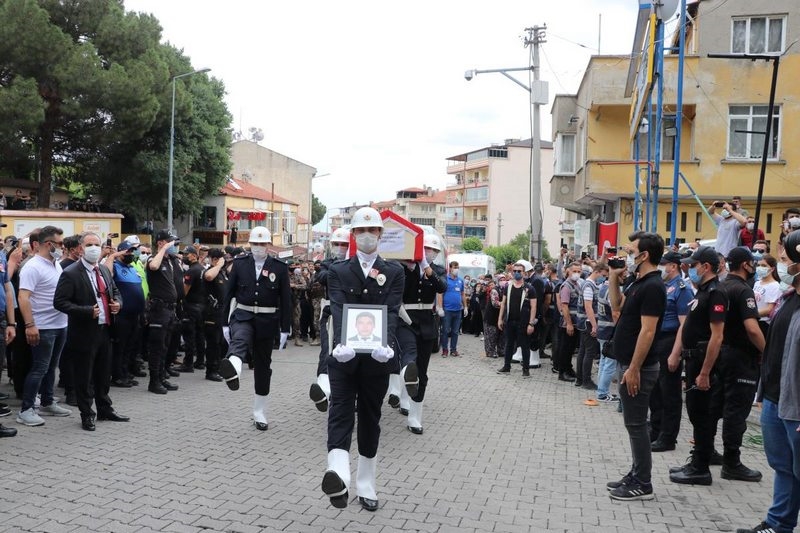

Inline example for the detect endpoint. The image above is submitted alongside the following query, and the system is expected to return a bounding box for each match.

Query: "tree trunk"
[37,83,60,210]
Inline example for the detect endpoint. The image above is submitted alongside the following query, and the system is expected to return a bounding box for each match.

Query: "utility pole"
[497,212,503,244]
[525,25,547,261]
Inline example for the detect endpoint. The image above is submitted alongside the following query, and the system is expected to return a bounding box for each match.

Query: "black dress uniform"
[180,258,206,370]
[202,261,227,381]
[220,253,291,402]
[146,250,183,394]
[308,258,335,412]
[395,261,447,433]
[712,270,764,480]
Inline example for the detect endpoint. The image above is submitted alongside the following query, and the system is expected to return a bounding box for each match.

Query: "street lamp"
[168,67,211,233]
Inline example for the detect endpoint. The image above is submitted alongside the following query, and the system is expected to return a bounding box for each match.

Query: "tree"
[311,194,326,226]
[461,236,483,252]
[484,244,522,269]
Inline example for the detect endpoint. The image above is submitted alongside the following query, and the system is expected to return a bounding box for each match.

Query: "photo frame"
[342,304,387,352]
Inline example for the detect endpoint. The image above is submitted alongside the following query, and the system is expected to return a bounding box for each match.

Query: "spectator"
[229,224,238,245]
[753,254,781,336]
[554,262,582,382]
[731,195,749,217]
[176,246,206,372]
[606,232,666,501]
[11,189,29,210]
[595,271,619,403]
[709,200,747,257]
[437,261,467,357]
[496,262,537,377]
[739,216,765,250]
[482,280,501,358]
[16,226,72,426]
[751,240,769,260]
[575,262,609,389]
[106,241,146,387]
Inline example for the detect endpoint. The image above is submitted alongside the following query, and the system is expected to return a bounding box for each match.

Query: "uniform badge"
[746,297,756,309]
[689,299,698,311]
[667,286,675,294]
[376,273,386,286]
[269,272,276,282]
[713,304,725,313]
[369,268,379,279]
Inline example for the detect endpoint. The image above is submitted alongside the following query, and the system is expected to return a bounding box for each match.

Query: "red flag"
[597,222,618,254]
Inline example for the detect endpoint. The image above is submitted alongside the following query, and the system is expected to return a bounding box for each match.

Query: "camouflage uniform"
[290,273,308,346]
[308,276,325,346]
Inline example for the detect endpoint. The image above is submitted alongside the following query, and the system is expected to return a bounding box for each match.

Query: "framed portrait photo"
[342,304,387,352]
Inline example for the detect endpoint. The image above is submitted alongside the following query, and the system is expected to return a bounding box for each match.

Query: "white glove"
[436,307,445,318]
[371,345,395,363]
[331,344,356,363]
[222,326,230,343]
[463,308,469,317]
[279,332,289,350]
[419,255,430,271]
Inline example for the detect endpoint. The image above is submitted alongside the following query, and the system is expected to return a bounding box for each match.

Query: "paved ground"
[0,334,772,533]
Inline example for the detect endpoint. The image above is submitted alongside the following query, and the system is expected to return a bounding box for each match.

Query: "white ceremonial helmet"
[423,234,442,251]
[249,226,271,243]
[350,207,383,230]
[330,227,350,244]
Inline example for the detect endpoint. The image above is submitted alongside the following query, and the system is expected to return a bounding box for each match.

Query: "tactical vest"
[596,283,615,341]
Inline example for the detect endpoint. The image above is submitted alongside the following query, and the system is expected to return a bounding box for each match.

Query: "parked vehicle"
[445,252,496,279]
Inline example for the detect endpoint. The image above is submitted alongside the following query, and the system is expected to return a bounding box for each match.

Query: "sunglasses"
[512,270,524,273]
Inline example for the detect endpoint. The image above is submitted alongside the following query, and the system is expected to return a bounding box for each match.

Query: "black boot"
[558,372,575,382]
[669,457,712,485]
[148,377,167,394]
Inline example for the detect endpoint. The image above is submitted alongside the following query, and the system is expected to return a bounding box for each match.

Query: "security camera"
[464,69,475,81]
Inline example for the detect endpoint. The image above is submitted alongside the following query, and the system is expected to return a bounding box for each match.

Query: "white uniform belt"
[403,302,433,310]
[237,304,277,314]
[320,298,330,309]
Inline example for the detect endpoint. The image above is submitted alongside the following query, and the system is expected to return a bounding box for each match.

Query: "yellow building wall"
[0,210,123,244]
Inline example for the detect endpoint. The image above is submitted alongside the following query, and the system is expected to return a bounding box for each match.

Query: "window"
[410,217,436,226]
[680,211,687,232]
[195,206,217,228]
[732,16,785,54]
[465,187,488,202]
[445,207,463,220]
[555,133,576,174]
[766,213,773,234]
[728,105,780,159]
[665,211,672,232]
[695,212,702,233]
[661,115,677,161]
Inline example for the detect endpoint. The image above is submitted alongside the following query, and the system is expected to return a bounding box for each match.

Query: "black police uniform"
[202,264,228,379]
[181,260,206,370]
[680,277,727,469]
[326,255,404,459]
[222,253,291,396]
[395,262,447,405]
[146,251,183,390]
[314,258,335,375]
[713,273,762,469]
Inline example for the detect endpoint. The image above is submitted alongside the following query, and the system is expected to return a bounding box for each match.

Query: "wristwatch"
[528,319,538,326]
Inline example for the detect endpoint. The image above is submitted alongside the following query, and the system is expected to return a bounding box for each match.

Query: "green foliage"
[508,231,531,261]
[484,245,522,268]
[461,236,483,252]
[312,194,326,226]
[0,0,232,217]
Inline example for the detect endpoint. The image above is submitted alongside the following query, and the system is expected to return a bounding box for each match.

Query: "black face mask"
[122,255,135,265]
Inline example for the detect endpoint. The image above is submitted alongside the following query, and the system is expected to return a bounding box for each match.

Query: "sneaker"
[598,394,620,403]
[0,404,11,417]
[736,522,778,533]
[522,368,530,378]
[496,366,511,375]
[608,477,654,501]
[441,350,448,358]
[607,473,634,491]
[450,350,460,357]
[16,408,45,427]
[39,402,72,417]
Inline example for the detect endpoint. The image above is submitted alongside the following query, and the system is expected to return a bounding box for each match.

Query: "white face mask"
[139,253,149,264]
[777,262,799,287]
[721,209,732,218]
[755,266,769,280]
[569,272,581,282]
[355,232,379,254]
[451,268,459,276]
[746,222,754,231]
[790,217,800,229]
[332,245,348,260]
[425,250,439,264]
[251,245,268,261]
[626,253,641,274]
[658,265,669,279]
[83,244,101,264]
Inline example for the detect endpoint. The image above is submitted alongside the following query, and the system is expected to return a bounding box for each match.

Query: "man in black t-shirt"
[177,246,207,373]
[606,232,666,501]
[496,262,537,377]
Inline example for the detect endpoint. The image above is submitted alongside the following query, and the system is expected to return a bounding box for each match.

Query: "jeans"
[21,328,67,412]
[618,362,660,483]
[761,399,800,533]
[596,340,618,398]
[440,310,462,352]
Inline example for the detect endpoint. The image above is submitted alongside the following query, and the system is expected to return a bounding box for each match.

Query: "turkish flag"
[597,222,618,253]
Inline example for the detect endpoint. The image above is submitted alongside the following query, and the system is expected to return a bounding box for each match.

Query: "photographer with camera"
[709,200,747,257]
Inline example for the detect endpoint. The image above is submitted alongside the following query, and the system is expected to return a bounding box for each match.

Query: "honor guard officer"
[308,227,350,412]
[320,207,404,512]
[393,234,447,434]
[711,247,765,482]
[145,230,183,395]
[219,226,291,431]
[668,246,728,485]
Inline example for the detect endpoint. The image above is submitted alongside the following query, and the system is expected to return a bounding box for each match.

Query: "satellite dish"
[640,0,679,20]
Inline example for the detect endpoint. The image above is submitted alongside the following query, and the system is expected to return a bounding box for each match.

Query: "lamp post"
[465,25,548,260]
[168,67,211,233]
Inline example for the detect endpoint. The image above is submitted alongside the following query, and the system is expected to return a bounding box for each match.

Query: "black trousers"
[502,319,530,369]
[395,323,435,402]
[227,315,276,395]
[73,325,113,417]
[202,319,222,375]
[577,328,599,383]
[648,332,683,444]
[316,305,331,376]
[111,312,140,382]
[12,321,32,399]
[326,354,389,458]
[710,346,760,466]
[684,356,716,467]
[147,305,177,380]
[181,303,205,367]
[555,327,578,373]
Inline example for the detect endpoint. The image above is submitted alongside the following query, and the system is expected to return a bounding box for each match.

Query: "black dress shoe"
[651,439,676,452]
[205,373,223,382]
[721,463,762,482]
[399,408,409,416]
[148,380,168,394]
[128,379,139,386]
[161,380,179,391]
[309,383,328,412]
[98,411,130,422]
[0,424,17,437]
[65,393,78,406]
[129,368,147,378]
[165,367,180,378]
[219,359,240,391]
[176,364,194,373]
[110,378,133,388]
[193,362,206,370]
[710,449,724,465]
[358,496,379,512]
[387,394,400,409]
[669,463,712,485]
[254,421,268,431]
[81,415,96,431]
[407,425,423,435]
[558,372,576,382]
[321,471,348,509]
[564,368,577,378]
[574,380,583,387]
[531,364,542,369]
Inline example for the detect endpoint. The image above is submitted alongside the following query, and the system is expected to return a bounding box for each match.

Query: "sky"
[123,0,646,229]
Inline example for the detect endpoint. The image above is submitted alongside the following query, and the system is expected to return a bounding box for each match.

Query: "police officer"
[555,262,582,381]
[393,234,447,434]
[218,226,291,431]
[710,247,765,482]
[177,246,206,372]
[200,248,226,382]
[308,227,350,412]
[321,207,404,512]
[649,251,694,452]
[668,246,727,485]
[145,230,182,394]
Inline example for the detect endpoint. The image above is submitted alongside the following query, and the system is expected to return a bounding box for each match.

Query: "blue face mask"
[513,272,523,281]
[752,251,764,261]
[596,275,607,285]
[168,245,178,255]
[688,267,702,285]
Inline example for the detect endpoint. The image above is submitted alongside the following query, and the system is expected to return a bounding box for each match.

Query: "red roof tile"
[219,178,298,205]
